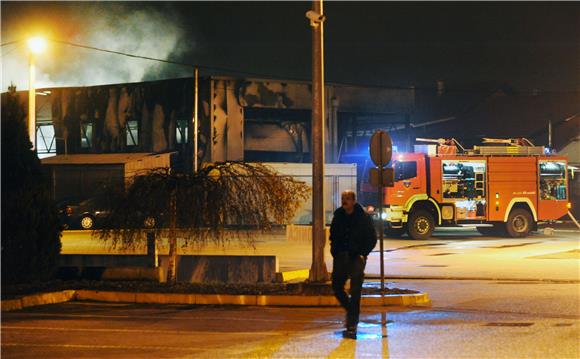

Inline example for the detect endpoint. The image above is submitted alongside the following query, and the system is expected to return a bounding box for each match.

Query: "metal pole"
[28,53,36,151]
[193,66,199,172]
[309,0,328,282]
[405,113,411,152]
[548,119,552,149]
[378,136,385,293]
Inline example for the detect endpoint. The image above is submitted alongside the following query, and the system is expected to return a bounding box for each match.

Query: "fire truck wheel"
[407,210,435,240]
[506,209,533,238]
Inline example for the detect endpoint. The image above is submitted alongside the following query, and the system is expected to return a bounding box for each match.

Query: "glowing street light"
[27,36,47,54]
[27,36,46,151]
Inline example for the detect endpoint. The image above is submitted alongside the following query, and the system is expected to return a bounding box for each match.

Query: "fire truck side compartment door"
[487,157,537,222]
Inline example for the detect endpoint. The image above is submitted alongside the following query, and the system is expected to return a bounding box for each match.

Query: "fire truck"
[372,138,570,240]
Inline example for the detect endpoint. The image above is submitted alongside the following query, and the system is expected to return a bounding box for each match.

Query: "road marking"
[429,307,580,320]
[1,325,289,336]
[2,311,342,324]
[485,322,534,327]
[480,241,542,249]
[1,342,204,351]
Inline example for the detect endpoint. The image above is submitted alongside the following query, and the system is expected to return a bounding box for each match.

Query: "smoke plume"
[1,3,191,91]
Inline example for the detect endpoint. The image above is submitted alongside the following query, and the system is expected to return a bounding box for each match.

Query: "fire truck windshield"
[394,161,417,181]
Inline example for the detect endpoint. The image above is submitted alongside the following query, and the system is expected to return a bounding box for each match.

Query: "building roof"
[40,153,171,165]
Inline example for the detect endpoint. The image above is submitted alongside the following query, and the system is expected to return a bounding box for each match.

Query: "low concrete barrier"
[159,255,278,283]
[286,224,330,242]
[59,254,278,284]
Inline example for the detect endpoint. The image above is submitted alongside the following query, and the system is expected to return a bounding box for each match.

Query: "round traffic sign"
[369,130,392,167]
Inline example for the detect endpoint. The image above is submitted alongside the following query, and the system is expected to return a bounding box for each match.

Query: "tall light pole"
[27,36,47,151]
[193,66,199,172]
[307,0,329,282]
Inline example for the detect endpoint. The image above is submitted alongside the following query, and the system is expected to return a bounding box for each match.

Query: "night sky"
[2,1,578,92]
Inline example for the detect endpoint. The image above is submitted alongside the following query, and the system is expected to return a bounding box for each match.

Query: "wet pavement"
[61,228,580,282]
[2,280,579,358]
[20,227,576,357]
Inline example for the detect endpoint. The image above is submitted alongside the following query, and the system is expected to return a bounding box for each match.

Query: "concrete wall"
[59,254,278,284]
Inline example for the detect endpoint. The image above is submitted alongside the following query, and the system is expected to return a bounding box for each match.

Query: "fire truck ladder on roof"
[416,138,466,152]
[472,138,545,156]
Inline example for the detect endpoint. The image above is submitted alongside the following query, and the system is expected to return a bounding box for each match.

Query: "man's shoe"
[342,327,357,340]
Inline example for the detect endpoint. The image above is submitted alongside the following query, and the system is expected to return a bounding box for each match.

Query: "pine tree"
[1,86,62,284]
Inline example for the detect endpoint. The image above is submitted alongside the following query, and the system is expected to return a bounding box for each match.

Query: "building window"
[36,124,56,157]
[243,108,311,162]
[176,119,188,144]
[539,161,567,200]
[126,120,139,146]
[81,122,93,148]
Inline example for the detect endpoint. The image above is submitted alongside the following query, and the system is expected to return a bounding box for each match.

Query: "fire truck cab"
[381,139,570,240]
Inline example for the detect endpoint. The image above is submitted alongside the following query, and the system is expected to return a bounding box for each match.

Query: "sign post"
[369,130,394,294]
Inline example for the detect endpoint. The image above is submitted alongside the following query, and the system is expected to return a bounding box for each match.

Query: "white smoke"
[1,3,190,91]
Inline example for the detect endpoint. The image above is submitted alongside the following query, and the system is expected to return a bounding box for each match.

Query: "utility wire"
[51,39,195,68]
[1,42,22,57]
[6,38,579,95]
[0,39,23,47]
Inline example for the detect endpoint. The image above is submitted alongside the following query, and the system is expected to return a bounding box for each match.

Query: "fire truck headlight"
[381,212,387,220]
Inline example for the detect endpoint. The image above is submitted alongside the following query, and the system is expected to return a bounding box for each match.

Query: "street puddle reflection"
[266,312,392,358]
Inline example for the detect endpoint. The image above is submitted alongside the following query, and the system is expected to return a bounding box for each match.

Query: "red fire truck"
[372,138,570,240]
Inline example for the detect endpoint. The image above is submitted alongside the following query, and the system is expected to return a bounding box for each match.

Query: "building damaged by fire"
[3,77,414,207]
[19,76,415,164]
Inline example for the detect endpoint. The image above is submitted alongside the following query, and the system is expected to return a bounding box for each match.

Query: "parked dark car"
[57,196,113,230]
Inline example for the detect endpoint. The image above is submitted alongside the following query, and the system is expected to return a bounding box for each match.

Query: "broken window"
[126,120,139,146]
[81,122,93,148]
[539,161,567,200]
[176,119,188,144]
[36,124,56,156]
[243,108,310,162]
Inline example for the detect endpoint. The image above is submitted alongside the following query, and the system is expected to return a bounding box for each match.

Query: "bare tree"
[99,162,310,284]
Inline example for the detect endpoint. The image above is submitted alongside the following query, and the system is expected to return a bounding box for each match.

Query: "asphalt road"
[2,279,579,358]
[61,227,580,281]
[3,228,579,358]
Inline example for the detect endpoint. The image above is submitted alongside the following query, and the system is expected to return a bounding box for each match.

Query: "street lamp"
[27,36,47,151]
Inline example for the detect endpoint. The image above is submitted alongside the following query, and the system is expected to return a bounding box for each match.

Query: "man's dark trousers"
[332,251,366,328]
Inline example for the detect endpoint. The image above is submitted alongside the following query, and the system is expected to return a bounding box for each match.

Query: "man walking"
[330,190,377,339]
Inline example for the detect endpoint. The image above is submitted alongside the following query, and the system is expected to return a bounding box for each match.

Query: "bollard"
[146,231,158,268]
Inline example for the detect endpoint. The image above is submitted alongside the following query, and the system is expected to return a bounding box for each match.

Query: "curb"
[2,289,430,312]
[366,275,580,283]
[1,290,76,312]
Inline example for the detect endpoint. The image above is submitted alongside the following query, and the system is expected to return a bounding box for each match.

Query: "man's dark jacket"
[330,203,377,258]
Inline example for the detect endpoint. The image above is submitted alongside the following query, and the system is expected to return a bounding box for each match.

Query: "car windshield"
[81,196,110,208]
[394,161,417,181]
